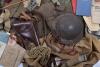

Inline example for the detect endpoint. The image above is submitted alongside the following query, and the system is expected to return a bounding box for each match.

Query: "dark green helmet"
[47,13,84,46]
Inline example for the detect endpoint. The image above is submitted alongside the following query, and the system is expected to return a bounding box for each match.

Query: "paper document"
[92,0,100,24]
[83,16,100,31]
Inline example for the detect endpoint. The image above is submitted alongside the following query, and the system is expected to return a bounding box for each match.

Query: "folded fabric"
[0,31,9,43]
[0,31,8,58]
[76,0,91,16]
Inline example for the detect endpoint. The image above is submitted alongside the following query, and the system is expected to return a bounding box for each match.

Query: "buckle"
[79,53,87,62]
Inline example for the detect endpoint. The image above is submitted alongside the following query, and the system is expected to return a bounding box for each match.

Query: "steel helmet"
[47,13,84,46]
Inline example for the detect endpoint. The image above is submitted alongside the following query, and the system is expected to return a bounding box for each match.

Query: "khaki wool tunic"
[47,34,100,67]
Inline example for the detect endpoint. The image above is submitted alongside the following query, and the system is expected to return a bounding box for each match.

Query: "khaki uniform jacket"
[0,44,26,67]
[47,34,100,67]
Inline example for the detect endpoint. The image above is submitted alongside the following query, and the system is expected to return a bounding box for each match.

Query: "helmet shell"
[47,13,84,45]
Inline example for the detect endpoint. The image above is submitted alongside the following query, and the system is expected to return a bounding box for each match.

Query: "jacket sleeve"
[82,34,100,65]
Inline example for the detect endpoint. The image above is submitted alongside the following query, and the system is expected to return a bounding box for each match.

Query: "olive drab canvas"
[0,0,100,67]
